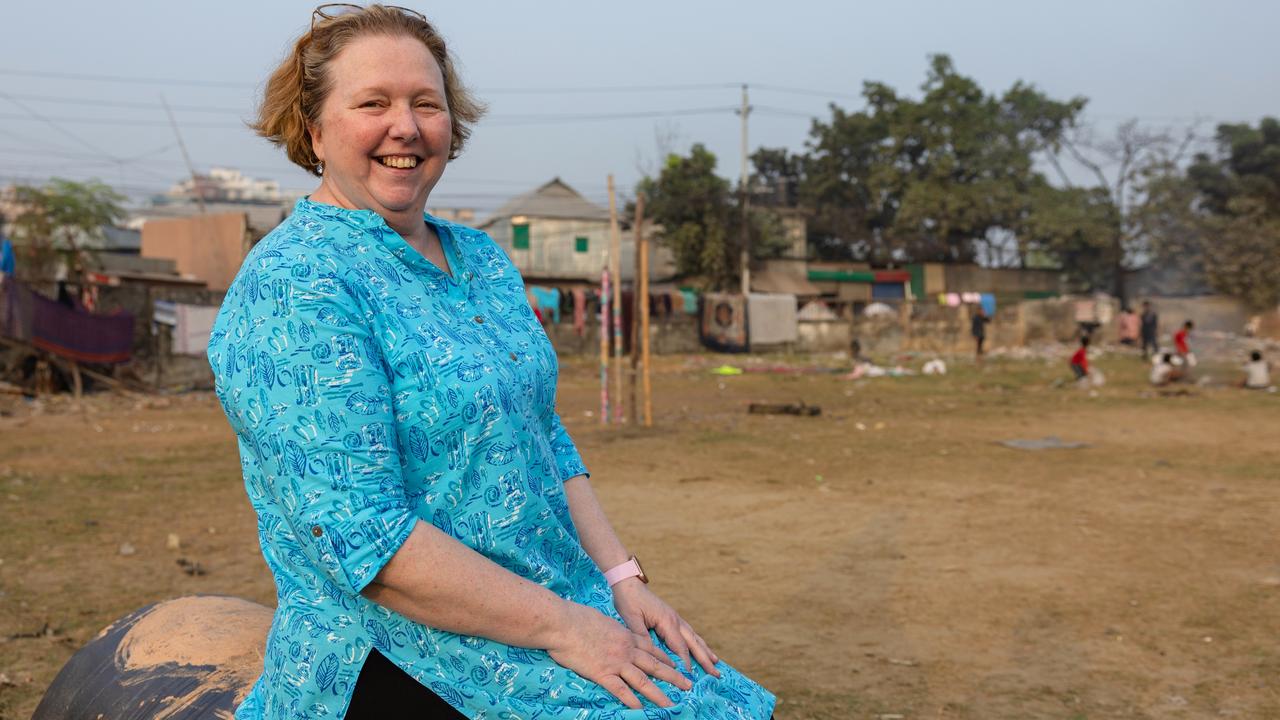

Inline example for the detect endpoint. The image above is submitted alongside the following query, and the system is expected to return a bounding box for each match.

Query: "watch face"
[634,556,649,584]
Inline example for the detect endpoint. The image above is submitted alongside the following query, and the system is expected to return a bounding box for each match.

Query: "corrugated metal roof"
[479,178,610,227]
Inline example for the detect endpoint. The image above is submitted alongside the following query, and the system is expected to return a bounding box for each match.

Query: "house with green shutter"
[478,178,616,281]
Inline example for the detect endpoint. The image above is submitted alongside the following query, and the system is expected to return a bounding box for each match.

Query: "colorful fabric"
[679,288,699,314]
[208,198,773,720]
[979,293,996,318]
[0,278,134,363]
[0,239,15,276]
[529,285,561,324]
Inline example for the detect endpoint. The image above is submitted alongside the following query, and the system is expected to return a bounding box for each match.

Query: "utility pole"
[737,84,752,296]
[161,94,206,215]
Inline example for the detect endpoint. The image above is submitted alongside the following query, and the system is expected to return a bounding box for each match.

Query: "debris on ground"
[176,557,206,576]
[118,543,136,556]
[748,402,820,417]
[999,436,1091,451]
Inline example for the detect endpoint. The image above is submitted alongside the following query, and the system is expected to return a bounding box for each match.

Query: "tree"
[638,144,787,289]
[9,178,127,281]
[1169,118,1280,309]
[797,55,1085,266]
[1050,119,1198,298]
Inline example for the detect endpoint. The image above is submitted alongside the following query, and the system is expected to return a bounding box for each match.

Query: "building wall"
[940,265,1062,295]
[543,314,701,355]
[487,217,611,280]
[140,213,249,291]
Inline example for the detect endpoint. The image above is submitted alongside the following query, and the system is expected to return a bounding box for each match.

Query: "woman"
[208,5,774,719]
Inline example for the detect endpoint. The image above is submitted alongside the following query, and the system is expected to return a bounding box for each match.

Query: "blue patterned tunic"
[208,199,775,719]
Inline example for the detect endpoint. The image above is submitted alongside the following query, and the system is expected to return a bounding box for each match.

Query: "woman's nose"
[388,104,419,142]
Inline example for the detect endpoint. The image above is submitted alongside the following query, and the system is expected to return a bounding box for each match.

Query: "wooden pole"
[599,266,610,425]
[607,175,624,423]
[635,193,653,427]
[629,199,642,426]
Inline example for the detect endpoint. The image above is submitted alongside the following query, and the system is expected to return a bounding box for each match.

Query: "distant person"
[1241,350,1272,389]
[1116,305,1140,346]
[1140,301,1159,359]
[1150,352,1184,387]
[1174,320,1195,366]
[1070,335,1091,383]
[971,306,990,361]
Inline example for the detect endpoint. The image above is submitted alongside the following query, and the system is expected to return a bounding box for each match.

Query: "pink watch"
[604,555,649,586]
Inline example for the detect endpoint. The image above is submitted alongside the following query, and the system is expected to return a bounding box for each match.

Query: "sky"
[2,0,1278,217]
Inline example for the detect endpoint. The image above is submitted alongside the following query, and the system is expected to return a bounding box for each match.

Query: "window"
[512,223,530,250]
[575,236,589,253]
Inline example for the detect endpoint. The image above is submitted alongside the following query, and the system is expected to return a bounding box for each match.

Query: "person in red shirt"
[1070,335,1090,382]
[1174,320,1194,357]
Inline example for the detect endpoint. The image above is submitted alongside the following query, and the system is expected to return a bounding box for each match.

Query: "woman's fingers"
[653,615,694,672]
[681,623,722,677]
[599,675,642,710]
[635,647,694,691]
[630,629,676,668]
[620,664,675,708]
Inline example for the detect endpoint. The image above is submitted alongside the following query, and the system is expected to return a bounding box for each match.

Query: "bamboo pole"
[607,175,624,423]
[635,193,653,427]
[599,266,610,425]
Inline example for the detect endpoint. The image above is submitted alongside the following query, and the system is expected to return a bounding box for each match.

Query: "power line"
[484,107,737,125]
[0,91,126,159]
[0,92,249,116]
[477,82,739,95]
[0,68,255,89]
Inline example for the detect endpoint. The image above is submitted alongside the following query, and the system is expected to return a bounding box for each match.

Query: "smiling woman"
[200,4,775,720]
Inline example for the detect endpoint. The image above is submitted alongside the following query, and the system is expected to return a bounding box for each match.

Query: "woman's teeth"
[379,156,418,169]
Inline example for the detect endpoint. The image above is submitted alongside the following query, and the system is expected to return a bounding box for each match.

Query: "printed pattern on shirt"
[209,199,774,719]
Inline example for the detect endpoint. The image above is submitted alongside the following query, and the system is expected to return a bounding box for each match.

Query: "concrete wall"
[140,213,249,291]
[487,216,610,280]
[544,314,701,356]
[822,294,1276,358]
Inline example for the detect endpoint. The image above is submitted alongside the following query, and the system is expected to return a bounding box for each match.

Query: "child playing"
[1174,320,1195,366]
[1070,336,1090,383]
[1150,353,1185,387]
[1242,350,1272,389]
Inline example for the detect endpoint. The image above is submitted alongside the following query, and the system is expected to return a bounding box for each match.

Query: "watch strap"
[604,556,645,586]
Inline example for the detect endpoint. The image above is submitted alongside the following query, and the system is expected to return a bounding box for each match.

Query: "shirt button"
[474,315,485,324]
[311,525,324,538]
[509,352,518,361]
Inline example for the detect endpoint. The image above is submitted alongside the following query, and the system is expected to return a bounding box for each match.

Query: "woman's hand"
[611,579,721,678]
[545,601,693,709]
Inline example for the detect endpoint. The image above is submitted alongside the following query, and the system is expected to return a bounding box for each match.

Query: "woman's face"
[309,34,452,224]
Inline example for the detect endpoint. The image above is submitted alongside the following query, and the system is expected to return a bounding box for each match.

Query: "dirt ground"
[0,349,1277,719]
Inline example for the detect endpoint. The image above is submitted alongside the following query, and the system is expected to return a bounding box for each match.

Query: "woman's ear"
[309,123,325,164]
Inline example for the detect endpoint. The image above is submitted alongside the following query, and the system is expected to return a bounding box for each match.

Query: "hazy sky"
[3,0,1278,215]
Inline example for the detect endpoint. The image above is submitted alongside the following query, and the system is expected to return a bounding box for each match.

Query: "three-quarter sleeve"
[210,257,415,596]
[546,408,588,482]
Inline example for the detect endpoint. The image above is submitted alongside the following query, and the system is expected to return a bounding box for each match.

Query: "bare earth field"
[0,351,1277,719]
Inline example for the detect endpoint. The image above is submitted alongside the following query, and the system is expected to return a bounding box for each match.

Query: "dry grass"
[1,351,1277,719]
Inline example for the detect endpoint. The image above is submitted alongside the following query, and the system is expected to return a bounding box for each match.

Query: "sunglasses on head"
[311,3,428,32]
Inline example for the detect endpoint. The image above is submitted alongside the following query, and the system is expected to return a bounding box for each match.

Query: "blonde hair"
[253,5,485,176]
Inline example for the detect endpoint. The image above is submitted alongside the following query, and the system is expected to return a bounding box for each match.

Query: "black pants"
[347,649,775,719]
[347,649,466,719]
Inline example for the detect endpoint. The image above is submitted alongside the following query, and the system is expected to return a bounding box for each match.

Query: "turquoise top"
[208,198,775,719]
